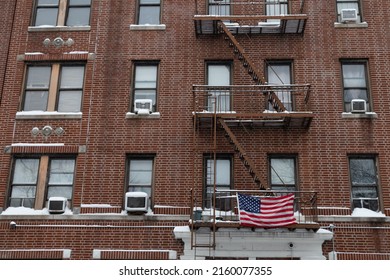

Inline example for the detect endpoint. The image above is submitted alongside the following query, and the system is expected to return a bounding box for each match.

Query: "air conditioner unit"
[48,197,67,214]
[341,9,358,22]
[134,99,153,115]
[125,192,148,213]
[351,99,367,113]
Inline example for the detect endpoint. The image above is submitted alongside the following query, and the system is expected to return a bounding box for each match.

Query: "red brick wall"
[0,0,390,259]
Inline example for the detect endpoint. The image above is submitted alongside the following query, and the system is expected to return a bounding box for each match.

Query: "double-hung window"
[265,0,288,24]
[132,62,158,113]
[349,156,380,212]
[9,157,75,209]
[204,155,232,210]
[23,64,85,112]
[208,0,231,16]
[33,0,91,27]
[207,62,231,112]
[138,0,161,25]
[341,60,370,113]
[127,157,154,203]
[266,61,293,111]
[336,0,362,23]
[269,156,297,193]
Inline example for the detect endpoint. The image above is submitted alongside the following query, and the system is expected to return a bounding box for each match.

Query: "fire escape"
[189,1,319,256]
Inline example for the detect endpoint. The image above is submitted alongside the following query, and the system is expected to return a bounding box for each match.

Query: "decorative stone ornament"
[43,37,74,48]
[31,126,65,138]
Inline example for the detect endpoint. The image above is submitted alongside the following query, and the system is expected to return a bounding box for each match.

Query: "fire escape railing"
[193,84,311,114]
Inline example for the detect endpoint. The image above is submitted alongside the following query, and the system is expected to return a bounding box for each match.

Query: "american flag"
[237,193,297,228]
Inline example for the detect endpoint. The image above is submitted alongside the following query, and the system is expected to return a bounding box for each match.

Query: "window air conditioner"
[48,197,67,214]
[340,9,358,22]
[351,99,367,113]
[134,99,153,115]
[125,192,149,213]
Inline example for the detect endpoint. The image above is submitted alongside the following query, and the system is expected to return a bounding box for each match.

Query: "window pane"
[48,159,75,185]
[209,0,230,16]
[11,186,37,198]
[69,0,91,5]
[271,158,295,185]
[38,0,59,4]
[208,65,230,86]
[350,158,377,186]
[13,159,39,184]
[343,89,367,102]
[342,64,366,88]
[24,91,49,111]
[140,0,160,4]
[129,160,153,185]
[267,65,291,85]
[58,90,82,112]
[60,66,84,89]
[207,159,230,185]
[35,8,58,26]
[139,6,160,25]
[352,186,378,198]
[135,66,157,88]
[67,7,91,26]
[128,186,152,198]
[47,186,73,199]
[26,67,51,89]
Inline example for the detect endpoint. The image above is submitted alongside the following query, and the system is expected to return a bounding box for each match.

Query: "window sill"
[341,112,377,119]
[16,111,82,120]
[334,22,368,28]
[28,26,91,32]
[130,24,166,31]
[126,112,161,119]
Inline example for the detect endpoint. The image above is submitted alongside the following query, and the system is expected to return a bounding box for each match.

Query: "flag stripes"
[237,193,297,228]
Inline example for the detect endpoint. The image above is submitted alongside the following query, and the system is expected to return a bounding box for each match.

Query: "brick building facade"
[0,0,389,260]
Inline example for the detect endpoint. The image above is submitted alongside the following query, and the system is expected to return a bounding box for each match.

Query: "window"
[349,156,379,211]
[132,63,158,112]
[269,156,297,193]
[9,157,75,209]
[23,64,85,112]
[204,155,232,210]
[207,62,231,112]
[336,0,362,23]
[266,61,293,111]
[341,60,370,112]
[208,0,231,16]
[265,0,289,16]
[138,0,161,25]
[127,157,154,200]
[33,0,91,27]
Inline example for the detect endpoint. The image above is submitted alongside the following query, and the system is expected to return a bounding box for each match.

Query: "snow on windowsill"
[11,143,64,147]
[16,111,82,120]
[351,208,385,218]
[28,25,91,32]
[126,112,161,119]
[334,22,368,28]
[341,112,377,119]
[1,207,73,215]
[130,24,166,30]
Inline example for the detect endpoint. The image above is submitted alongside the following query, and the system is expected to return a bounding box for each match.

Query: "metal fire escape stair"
[219,119,270,190]
[218,22,287,113]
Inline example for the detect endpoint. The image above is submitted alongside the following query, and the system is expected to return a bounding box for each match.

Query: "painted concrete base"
[174,226,333,260]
